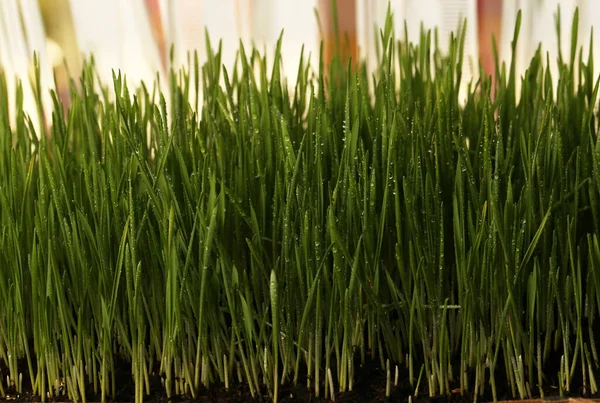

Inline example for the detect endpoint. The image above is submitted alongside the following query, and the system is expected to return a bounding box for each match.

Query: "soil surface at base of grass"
[1,354,600,403]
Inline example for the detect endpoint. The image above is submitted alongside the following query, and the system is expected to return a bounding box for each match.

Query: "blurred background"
[0,0,599,126]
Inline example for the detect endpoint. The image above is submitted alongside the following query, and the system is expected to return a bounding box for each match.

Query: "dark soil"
[1,355,397,403]
[1,346,600,402]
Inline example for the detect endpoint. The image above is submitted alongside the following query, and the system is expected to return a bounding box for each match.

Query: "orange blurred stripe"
[145,0,167,70]
[477,0,503,79]
[318,0,358,69]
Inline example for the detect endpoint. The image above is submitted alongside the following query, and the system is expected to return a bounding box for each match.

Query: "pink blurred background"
[36,0,505,106]
[142,0,503,77]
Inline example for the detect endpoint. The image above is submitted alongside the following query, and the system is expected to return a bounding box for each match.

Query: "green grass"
[1,6,600,403]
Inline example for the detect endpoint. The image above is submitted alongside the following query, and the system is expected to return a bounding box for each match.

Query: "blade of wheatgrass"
[193,205,218,391]
[270,269,279,402]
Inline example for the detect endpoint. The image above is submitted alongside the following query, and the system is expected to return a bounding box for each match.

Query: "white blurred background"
[0,0,599,126]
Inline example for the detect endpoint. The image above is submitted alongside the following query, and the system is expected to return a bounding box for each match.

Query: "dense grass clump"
[1,8,600,403]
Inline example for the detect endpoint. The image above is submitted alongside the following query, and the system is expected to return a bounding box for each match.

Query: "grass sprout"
[0,6,599,403]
